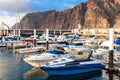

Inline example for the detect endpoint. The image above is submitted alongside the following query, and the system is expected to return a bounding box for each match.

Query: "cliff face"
[84,0,120,29]
[16,0,120,29]
[20,11,54,29]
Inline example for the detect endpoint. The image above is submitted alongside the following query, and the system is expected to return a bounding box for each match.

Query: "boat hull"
[16,47,44,54]
[40,63,102,75]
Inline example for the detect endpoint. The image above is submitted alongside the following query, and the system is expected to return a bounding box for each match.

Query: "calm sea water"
[0,47,119,80]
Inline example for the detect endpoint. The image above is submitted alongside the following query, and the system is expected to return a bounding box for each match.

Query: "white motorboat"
[92,40,120,65]
[7,41,27,49]
[15,46,45,54]
[49,41,69,49]
[23,49,68,67]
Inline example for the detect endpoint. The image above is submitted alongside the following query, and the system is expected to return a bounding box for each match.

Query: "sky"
[0,0,87,28]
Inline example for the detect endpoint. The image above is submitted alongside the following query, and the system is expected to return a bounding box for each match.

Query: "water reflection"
[24,68,48,80]
[102,70,120,80]
[0,47,32,80]
[24,69,102,80]
[109,72,113,80]
[46,71,102,80]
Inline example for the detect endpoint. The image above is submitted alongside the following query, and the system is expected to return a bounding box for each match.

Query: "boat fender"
[40,48,44,51]
[78,51,83,55]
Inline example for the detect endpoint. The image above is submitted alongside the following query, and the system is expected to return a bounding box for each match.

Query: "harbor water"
[0,47,119,80]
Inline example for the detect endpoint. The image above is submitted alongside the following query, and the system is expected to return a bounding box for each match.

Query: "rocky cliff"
[15,0,120,29]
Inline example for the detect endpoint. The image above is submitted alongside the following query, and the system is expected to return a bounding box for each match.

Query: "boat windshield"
[48,49,67,54]
[71,43,83,46]
[64,54,76,59]
[54,42,69,45]
[66,35,79,39]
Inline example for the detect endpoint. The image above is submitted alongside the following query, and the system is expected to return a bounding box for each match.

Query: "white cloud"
[0,0,30,15]
[0,0,29,4]
[0,0,86,27]
[0,0,17,3]
[0,0,29,27]
[63,3,75,8]
[0,13,26,28]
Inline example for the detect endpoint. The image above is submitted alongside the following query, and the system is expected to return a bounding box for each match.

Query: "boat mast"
[15,2,19,36]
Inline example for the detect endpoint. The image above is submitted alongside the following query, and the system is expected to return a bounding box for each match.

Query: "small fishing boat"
[62,42,84,52]
[0,36,20,47]
[15,46,45,54]
[0,42,7,47]
[7,41,27,49]
[23,49,68,67]
[69,41,84,50]
[40,48,102,75]
[50,41,69,49]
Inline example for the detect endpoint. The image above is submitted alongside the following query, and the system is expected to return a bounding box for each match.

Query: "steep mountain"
[15,0,120,29]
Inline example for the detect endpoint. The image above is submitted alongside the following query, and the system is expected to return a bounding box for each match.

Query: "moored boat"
[7,42,27,49]
[40,48,102,75]
[49,41,69,49]
[15,46,45,54]
[23,49,68,67]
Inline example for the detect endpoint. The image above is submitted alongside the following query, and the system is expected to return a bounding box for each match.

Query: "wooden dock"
[0,29,71,36]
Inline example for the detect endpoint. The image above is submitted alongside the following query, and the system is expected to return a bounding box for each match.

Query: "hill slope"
[15,0,120,29]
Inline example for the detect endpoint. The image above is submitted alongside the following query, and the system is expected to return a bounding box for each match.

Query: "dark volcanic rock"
[20,10,55,29]
[14,0,120,29]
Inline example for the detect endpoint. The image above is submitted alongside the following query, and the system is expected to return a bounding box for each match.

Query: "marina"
[1,0,120,80]
[0,29,120,80]
[0,47,120,80]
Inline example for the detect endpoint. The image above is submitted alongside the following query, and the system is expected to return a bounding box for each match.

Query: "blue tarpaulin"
[114,38,120,45]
